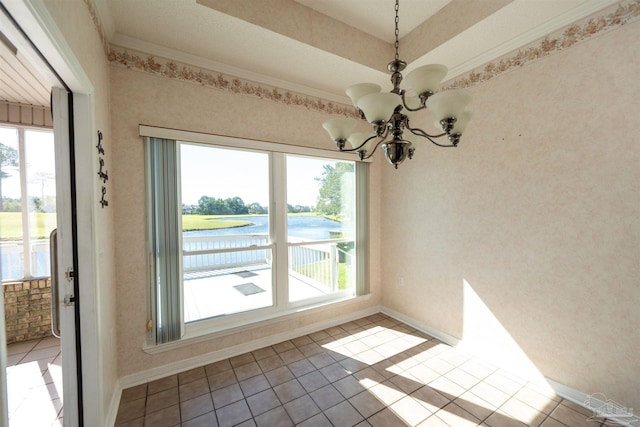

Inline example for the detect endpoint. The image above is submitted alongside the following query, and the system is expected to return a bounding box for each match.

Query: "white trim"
[446,0,622,80]
[51,87,81,426]
[111,34,351,105]
[380,307,461,347]
[5,0,94,94]
[121,304,380,389]
[138,124,368,162]
[145,294,369,354]
[104,379,122,427]
[0,275,8,427]
[73,93,104,427]
[545,378,640,427]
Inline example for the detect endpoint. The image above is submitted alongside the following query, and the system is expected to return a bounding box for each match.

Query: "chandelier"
[322,0,472,169]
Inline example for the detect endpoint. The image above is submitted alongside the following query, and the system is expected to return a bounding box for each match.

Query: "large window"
[145,132,368,344]
[0,125,56,281]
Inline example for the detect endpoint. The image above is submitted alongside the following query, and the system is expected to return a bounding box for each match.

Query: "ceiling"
[103,0,619,103]
[0,0,621,107]
[0,27,51,107]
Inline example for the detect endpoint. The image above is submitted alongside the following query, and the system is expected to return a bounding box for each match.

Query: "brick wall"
[3,279,53,344]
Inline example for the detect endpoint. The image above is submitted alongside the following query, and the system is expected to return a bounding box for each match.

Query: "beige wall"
[42,0,118,422]
[381,21,640,410]
[110,66,382,378]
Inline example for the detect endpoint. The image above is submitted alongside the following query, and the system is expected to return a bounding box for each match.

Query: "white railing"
[183,234,271,272]
[1,240,51,281]
[182,234,353,292]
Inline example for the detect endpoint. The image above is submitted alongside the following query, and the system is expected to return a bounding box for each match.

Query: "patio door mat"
[235,271,259,278]
[233,283,265,296]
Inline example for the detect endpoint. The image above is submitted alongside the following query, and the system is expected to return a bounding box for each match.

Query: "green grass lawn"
[181,215,253,231]
[0,212,254,239]
[0,212,57,240]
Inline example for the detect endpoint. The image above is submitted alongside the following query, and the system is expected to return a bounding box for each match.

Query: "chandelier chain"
[394,0,400,61]
[322,0,471,168]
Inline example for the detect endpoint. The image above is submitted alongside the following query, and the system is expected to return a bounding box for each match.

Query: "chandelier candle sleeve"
[441,111,472,135]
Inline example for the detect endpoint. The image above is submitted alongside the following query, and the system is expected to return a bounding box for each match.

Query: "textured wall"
[381,20,640,410]
[110,66,382,378]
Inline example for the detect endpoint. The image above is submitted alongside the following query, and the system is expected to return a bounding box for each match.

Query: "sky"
[0,131,344,208]
[0,127,56,200]
[180,143,341,207]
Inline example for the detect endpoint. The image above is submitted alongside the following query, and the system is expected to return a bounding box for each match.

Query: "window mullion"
[18,128,31,278]
[271,153,288,308]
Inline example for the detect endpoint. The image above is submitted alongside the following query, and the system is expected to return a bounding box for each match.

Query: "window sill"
[142,293,370,355]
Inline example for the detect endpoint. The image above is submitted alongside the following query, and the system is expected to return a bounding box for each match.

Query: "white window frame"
[141,125,369,347]
[0,124,55,281]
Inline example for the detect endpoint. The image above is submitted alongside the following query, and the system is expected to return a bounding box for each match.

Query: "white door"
[51,87,81,426]
[0,5,82,424]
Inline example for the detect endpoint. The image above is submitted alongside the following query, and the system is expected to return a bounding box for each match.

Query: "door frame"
[51,87,82,425]
[1,1,103,425]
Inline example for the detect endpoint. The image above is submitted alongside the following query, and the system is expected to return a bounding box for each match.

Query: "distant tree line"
[185,162,353,217]
[2,197,21,212]
[187,196,314,215]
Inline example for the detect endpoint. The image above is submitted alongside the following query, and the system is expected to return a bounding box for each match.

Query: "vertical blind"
[146,137,182,343]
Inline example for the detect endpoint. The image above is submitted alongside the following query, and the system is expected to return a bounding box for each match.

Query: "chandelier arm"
[360,136,389,160]
[426,138,458,148]
[351,134,379,152]
[407,128,457,148]
[406,126,447,139]
[339,146,365,153]
[360,140,385,160]
[400,92,427,112]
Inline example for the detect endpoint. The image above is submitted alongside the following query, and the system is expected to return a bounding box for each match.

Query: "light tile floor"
[115,314,624,427]
[6,336,63,427]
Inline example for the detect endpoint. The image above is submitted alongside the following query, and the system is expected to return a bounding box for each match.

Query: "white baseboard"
[546,378,639,427]
[118,305,381,390]
[381,307,640,427]
[380,307,462,347]
[105,379,122,427]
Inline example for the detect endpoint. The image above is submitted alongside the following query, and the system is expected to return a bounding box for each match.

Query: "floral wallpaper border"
[444,1,640,90]
[84,0,639,116]
[107,47,358,118]
[82,0,110,57]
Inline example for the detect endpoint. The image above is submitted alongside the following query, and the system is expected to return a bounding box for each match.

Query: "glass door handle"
[49,229,61,338]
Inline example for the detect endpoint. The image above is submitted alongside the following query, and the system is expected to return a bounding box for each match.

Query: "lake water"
[0,216,346,281]
[183,215,347,241]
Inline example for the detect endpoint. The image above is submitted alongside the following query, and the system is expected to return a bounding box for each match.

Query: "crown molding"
[444,0,639,89]
[110,33,352,106]
[447,0,623,80]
